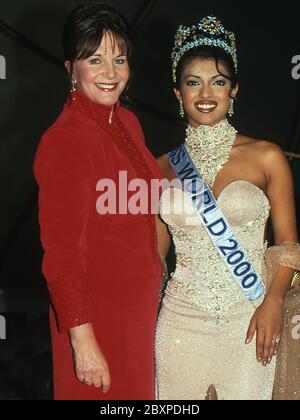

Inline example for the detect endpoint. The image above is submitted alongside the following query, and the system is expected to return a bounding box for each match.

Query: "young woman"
[155,16,300,400]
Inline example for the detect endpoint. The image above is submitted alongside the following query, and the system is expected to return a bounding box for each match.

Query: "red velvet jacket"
[34,91,162,333]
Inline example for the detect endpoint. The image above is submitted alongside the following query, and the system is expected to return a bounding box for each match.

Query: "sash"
[168,144,266,302]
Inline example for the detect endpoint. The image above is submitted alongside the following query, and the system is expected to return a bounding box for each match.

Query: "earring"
[228,97,235,117]
[71,78,77,93]
[179,99,185,118]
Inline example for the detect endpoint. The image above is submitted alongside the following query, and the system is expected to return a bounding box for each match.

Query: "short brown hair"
[62,2,132,62]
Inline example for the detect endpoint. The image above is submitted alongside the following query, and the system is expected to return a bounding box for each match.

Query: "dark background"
[0,0,299,399]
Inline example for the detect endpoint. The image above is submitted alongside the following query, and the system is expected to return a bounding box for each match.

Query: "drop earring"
[228,97,235,117]
[71,78,77,93]
[179,99,185,118]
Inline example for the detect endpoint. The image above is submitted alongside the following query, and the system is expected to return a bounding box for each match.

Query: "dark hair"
[62,2,132,62]
[175,46,238,96]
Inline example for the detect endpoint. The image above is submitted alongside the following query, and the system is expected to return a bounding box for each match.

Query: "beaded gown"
[155,120,276,400]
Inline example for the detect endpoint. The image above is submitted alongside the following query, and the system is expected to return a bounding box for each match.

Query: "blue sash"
[168,145,266,302]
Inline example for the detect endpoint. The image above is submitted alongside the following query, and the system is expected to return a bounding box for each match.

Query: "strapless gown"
[155,180,276,400]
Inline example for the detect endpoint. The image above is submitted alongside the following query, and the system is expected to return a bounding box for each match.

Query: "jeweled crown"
[172,16,238,83]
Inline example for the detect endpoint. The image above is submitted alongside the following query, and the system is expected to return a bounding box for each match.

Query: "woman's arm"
[34,126,111,391]
[34,126,96,332]
[156,154,171,258]
[69,323,110,391]
[156,215,171,258]
[246,142,298,365]
[265,144,298,301]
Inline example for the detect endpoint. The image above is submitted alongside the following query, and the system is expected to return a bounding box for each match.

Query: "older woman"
[34,3,163,400]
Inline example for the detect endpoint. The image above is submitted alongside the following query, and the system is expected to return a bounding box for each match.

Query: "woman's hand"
[246,297,284,366]
[69,323,111,392]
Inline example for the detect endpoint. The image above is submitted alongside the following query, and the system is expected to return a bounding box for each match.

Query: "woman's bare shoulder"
[237,134,285,158]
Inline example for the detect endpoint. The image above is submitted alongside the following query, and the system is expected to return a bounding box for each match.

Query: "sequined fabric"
[274,287,300,400]
[185,119,237,187]
[263,242,300,290]
[155,180,276,400]
[263,242,300,400]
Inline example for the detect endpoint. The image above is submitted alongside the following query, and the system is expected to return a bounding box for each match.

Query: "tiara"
[172,16,238,83]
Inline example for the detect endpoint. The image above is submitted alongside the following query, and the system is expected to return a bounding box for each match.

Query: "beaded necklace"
[185,119,237,188]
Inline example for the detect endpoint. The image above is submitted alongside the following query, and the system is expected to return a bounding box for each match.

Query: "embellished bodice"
[160,180,270,320]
